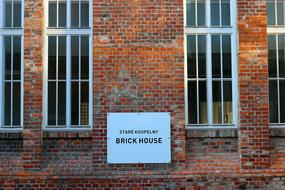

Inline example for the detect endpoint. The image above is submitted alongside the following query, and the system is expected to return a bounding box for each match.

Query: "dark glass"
[222,35,232,78]
[223,81,232,124]
[212,35,221,78]
[186,0,196,26]
[188,81,197,124]
[4,2,12,27]
[211,1,220,26]
[81,2,89,27]
[198,35,206,78]
[71,2,79,27]
[187,35,196,78]
[268,35,277,77]
[58,2,67,27]
[58,36,66,80]
[71,36,79,79]
[48,2,57,27]
[4,36,11,80]
[277,1,284,25]
[48,82,56,125]
[267,1,275,25]
[279,35,285,77]
[197,1,206,26]
[12,82,21,125]
[280,81,285,123]
[48,36,57,80]
[221,1,230,26]
[4,83,11,126]
[199,81,207,124]
[13,36,21,80]
[81,82,89,125]
[213,81,222,124]
[81,36,89,79]
[71,82,79,125]
[269,80,278,123]
[58,82,66,125]
[13,2,22,27]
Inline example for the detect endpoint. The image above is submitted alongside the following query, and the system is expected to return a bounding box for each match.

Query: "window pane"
[71,2,79,27]
[13,2,22,27]
[198,35,206,78]
[279,35,285,77]
[267,0,276,25]
[58,2,67,27]
[48,36,57,80]
[4,83,11,126]
[269,80,278,123]
[58,82,66,125]
[280,81,285,123]
[49,2,57,27]
[58,36,66,80]
[13,82,21,126]
[81,82,89,125]
[13,36,21,80]
[186,0,196,26]
[268,35,277,77]
[211,0,220,26]
[71,36,79,79]
[197,1,205,26]
[188,81,197,124]
[223,81,232,124]
[48,82,56,125]
[4,1,12,27]
[199,81,207,124]
[213,81,222,124]
[222,35,231,78]
[212,35,221,78]
[71,82,79,125]
[221,0,230,26]
[81,2,89,27]
[277,0,284,25]
[187,35,196,78]
[81,36,89,79]
[4,36,12,80]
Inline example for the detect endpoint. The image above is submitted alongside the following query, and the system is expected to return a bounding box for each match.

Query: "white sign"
[107,112,171,164]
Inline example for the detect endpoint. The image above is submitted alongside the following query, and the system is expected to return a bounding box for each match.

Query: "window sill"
[43,130,92,139]
[186,126,237,138]
[0,131,23,139]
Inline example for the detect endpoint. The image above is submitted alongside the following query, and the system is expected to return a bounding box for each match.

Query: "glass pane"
[81,82,89,125]
[213,81,222,124]
[277,1,285,25]
[199,81,207,124]
[222,35,232,78]
[4,83,11,126]
[13,36,21,80]
[188,81,197,124]
[4,36,11,80]
[48,82,56,125]
[4,1,12,27]
[13,2,22,27]
[186,0,195,26]
[267,1,276,25]
[279,35,285,77]
[268,35,277,77]
[221,1,230,26]
[81,2,89,27]
[48,2,57,27]
[58,2,67,27]
[212,35,221,78]
[223,81,232,124]
[58,36,66,79]
[12,82,21,126]
[71,2,79,27]
[187,35,196,78]
[280,81,285,123]
[71,36,79,79]
[81,36,89,79]
[71,82,79,125]
[211,1,220,26]
[58,82,66,125]
[198,35,206,78]
[48,36,57,80]
[197,1,206,26]
[269,80,278,123]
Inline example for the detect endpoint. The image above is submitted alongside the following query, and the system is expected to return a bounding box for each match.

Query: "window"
[266,0,285,125]
[185,0,238,127]
[0,0,24,130]
[44,0,92,130]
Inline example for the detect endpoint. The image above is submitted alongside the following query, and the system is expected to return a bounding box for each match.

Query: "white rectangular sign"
[107,112,171,164]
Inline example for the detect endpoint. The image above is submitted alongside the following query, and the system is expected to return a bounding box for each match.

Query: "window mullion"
[10,36,13,126]
[66,35,71,128]
[78,36,81,126]
[206,0,211,26]
[220,35,224,124]
[276,34,281,123]
[0,36,3,127]
[206,34,213,125]
[196,35,199,123]
[11,0,14,27]
[67,0,71,28]
[56,36,58,126]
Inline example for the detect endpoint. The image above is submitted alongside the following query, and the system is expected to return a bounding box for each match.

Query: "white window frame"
[267,0,285,128]
[184,0,238,129]
[0,0,24,131]
[43,0,93,131]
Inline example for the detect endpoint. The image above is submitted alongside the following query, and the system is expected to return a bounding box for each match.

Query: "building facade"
[0,0,285,189]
